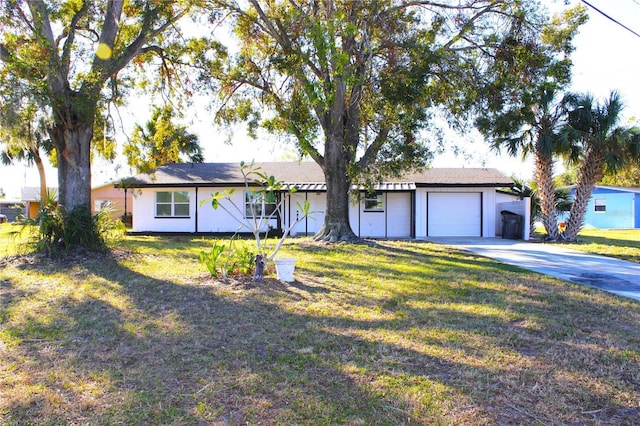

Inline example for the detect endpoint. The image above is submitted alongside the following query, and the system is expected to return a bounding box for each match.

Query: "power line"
[581,0,640,39]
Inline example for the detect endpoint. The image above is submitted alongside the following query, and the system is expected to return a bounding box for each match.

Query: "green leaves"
[199,241,226,277]
[206,189,235,210]
[124,104,203,173]
[202,162,311,260]
[199,238,256,278]
[214,1,579,180]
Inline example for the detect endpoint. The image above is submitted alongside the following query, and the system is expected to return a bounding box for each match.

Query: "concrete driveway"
[426,237,640,302]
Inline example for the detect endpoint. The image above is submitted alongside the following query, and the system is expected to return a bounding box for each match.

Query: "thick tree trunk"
[314,172,357,242]
[54,124,93,211]
[314,138,358,242]
[534,152,559,241]
[562,149,605,242]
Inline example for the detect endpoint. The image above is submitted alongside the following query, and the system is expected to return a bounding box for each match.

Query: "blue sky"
[2,0,639,199]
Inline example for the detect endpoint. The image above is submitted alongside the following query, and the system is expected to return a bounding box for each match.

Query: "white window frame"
[594,198,606,213]
[155,191,190,218]
[245,191,277,219]
[364,191,384,212]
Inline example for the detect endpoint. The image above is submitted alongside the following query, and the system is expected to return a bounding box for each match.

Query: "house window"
[594,198,606,213]
[156,191,190,217]
[364,191,384,212]
[245,191,277,218]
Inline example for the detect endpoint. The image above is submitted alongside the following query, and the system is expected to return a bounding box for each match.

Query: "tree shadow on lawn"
[290,240,558,310]
[572,234,640,247]
[392,242,639,340]
[560,235,640,264]
[1,247,639,424]
[3,255,432,424]
[288,241,640,419]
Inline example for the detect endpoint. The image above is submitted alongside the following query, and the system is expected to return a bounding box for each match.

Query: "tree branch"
[441,1,504,51]
[26,1,57,48]
[95,4,190,87]
[13,3,37,33]
[60,1,90,78]
[27,1,69,99]
[357,124,390,172]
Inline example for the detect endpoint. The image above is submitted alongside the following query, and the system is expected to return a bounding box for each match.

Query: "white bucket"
[274,258,297,282]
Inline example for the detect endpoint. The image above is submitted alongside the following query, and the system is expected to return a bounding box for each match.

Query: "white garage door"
[428,193,481,237]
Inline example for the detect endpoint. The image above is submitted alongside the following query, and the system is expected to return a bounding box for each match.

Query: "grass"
[1,227,640,424]
[0,223,33,258]
[554,228,640,264]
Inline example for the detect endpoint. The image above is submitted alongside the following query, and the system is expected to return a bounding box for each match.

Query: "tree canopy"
[0,0,213,248]
[562,91,640,240]
[475,5,586,240]
[0,1,591,245]
[600,163,640,187]
[205,0,587,241]
[124,105,203,174]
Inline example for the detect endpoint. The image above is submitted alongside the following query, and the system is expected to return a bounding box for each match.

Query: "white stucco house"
[118,162,516,238]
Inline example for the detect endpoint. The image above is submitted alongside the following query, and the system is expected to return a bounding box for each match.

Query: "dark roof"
[403,167,512,187]
[119,162,512,189]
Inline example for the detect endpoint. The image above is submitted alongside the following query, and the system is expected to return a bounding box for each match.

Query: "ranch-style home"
[559,185,640,229]
[119,162,517,239]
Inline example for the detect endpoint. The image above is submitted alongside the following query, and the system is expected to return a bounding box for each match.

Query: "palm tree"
[0,103,53,207]
[484,86,571,240]
[123,105,204,174]
[511,178,572,238]
[562,91,640,241]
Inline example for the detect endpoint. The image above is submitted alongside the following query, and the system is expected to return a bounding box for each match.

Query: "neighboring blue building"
[562,186,640,229]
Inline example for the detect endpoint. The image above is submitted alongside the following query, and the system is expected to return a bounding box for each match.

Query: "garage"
[427,192,482,237]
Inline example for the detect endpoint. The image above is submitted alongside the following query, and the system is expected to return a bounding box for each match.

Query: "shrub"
[199,237,256,279]
[32,203,65,254]
[24,204,125,255]
[200,241,227,277]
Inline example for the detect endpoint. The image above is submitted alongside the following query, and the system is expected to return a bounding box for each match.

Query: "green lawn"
[1,230,639,424]
[554,228,640,264]
[0,223,31,258]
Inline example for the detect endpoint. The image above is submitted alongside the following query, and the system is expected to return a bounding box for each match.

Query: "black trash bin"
[501,210,522,239]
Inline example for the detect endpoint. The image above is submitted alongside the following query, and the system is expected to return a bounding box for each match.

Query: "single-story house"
[561,185,640,229]
[21,187,57,219]
[118,162,516,238]
[91,182,133,224]
[0,199,25,223]
[20,185,132,224]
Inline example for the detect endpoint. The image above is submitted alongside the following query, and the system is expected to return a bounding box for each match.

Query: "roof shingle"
[120,162,511,188]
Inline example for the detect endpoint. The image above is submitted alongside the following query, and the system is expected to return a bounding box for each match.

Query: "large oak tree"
[208,0,584,241]
[0,0,207,244]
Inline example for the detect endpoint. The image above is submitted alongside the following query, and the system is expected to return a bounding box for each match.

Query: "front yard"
[1,227,639,424]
